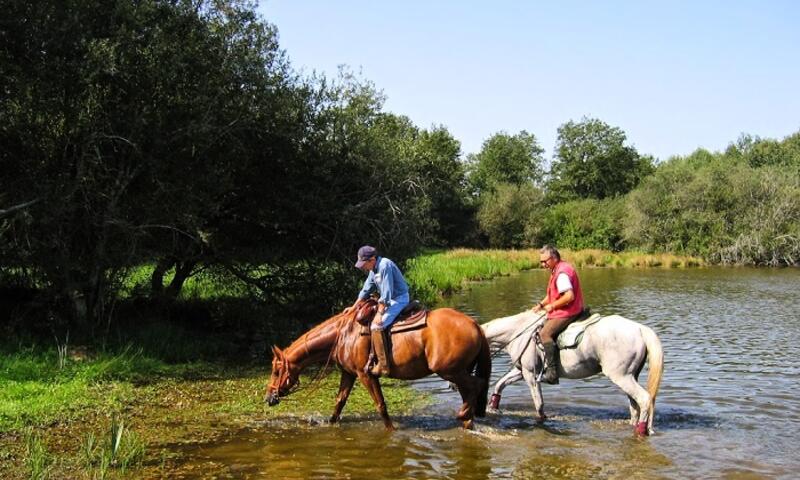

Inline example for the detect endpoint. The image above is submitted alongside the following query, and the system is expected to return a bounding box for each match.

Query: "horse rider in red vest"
[532,245,585,384]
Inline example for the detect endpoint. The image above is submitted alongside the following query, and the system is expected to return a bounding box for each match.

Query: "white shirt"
[556,273,573,294]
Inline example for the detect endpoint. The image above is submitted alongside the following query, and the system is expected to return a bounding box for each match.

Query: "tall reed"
[24,427,53,480]
[406,248,705,303]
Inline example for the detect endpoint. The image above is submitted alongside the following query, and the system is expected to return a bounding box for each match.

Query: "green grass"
[567,249,706,269]
[24,427,53,480]
[120,264,252,300]
[0,344,430,478]
[406,248,541,303]
[406,248,706,303]
[0,346,172,432]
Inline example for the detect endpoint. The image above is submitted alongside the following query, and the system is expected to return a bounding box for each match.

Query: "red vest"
[546,261,584,319]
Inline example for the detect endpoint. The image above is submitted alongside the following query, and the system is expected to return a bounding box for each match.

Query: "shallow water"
[173,267,800,479]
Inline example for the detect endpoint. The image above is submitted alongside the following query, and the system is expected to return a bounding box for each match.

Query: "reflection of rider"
[348,245,409,377]
[532,245,584,384]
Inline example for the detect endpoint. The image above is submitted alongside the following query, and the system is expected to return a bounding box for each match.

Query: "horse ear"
[271,346,282,358]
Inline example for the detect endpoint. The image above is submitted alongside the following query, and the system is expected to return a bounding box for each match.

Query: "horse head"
[265,345,300,406]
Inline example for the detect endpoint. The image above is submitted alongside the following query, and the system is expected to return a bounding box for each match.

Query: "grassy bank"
[0,346,428,479]
[406,248,705,303]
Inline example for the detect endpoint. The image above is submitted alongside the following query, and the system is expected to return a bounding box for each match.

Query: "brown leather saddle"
[355,299,428,335]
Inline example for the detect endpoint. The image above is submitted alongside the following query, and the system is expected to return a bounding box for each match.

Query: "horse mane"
[483,310,544,347]
[283,309,356,360]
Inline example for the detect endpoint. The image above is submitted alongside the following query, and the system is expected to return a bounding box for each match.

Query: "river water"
[174,267,800,479]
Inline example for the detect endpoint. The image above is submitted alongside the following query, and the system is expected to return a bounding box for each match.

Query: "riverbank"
[406,248,705,303]
[0,347,428,479]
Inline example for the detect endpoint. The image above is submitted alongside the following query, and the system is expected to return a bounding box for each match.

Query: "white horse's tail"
[640,324,664,432]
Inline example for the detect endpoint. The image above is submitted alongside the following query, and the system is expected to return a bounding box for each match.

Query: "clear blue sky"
[258,1,800,161]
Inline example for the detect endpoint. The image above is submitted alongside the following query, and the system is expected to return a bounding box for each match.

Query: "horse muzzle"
[265,392,281,406]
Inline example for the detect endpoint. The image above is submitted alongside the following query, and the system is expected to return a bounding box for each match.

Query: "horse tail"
[474,333,492,417]
[640,324,664,430]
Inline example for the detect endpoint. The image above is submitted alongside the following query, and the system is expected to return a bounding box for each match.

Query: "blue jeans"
[371,293,410,331]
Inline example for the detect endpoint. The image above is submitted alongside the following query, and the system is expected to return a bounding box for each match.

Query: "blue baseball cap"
[355,245,377,268]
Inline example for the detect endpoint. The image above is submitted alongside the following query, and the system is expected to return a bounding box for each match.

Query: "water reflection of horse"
[266,299,491,429]
[483,311,663,436]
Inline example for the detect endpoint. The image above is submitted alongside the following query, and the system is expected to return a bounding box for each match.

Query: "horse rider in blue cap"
[346,245,410,376]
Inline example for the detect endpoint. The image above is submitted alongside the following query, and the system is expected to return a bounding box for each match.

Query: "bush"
[533,197,626,251]
[624,150,800,265]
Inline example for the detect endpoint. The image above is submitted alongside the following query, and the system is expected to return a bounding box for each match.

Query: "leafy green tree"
[0,0,294,326]
[726,133,800,168]
[476,183,544,248]
[466,131,545,196]
[547,118,654,202]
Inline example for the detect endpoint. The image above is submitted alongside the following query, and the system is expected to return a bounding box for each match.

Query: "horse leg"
[606,372,651,436]
[442,372,480,429]
[627,395,641,426]
[521,366,546,422]
[357,372,395,431]
[490,367,523,411]
[329,371,357,424]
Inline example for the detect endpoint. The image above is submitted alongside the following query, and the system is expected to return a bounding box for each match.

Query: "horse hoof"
[462,419,474,430]
[635,422,649,436]
[535,414,547,424]
[489,394,501,410]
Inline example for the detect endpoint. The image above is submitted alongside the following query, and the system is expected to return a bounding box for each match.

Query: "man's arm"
[544,289,574,313]
[345,273,375,312]
[377,262,395,314]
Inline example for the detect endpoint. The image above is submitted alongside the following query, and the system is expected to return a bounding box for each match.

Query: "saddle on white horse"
[556,313,603,349]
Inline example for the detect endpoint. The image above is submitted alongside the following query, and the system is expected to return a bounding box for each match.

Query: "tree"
[0,0,294,327]
[547,118,654,202]
[466,131,545,196]
[476,183,544,248]
[726,132,800,168]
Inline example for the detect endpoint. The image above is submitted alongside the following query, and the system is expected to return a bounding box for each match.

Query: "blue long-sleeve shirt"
[357,257,409,305]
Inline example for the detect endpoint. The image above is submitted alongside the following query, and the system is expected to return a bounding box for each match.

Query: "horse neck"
[284,316,343,368]
[484,311,540,347]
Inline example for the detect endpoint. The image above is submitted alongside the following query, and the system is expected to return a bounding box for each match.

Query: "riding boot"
[542,341,559,385]
[369,329,391,377]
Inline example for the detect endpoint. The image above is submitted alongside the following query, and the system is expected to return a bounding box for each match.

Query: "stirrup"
[363,353,376,374]
[369,361,389,377]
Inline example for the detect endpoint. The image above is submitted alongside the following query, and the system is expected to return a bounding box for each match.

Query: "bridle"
[272,355,302,397]
[488,312,546,360]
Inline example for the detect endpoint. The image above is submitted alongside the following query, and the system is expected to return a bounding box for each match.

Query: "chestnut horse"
[265,299,491,429]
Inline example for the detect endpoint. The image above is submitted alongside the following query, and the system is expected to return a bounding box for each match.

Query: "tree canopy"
[547,118,654,202]
[466,131,545,196]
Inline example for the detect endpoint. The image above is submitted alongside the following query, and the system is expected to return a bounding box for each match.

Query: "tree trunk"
[150,257,175,297]
[165,260,195,299]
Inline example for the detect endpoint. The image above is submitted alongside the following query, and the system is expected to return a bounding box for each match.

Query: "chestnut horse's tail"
[474,333,492,417]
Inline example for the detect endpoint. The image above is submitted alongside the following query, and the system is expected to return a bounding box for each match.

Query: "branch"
[0,198,40,219]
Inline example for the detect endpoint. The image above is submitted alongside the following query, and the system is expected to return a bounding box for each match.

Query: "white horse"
[482,311,664,436]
